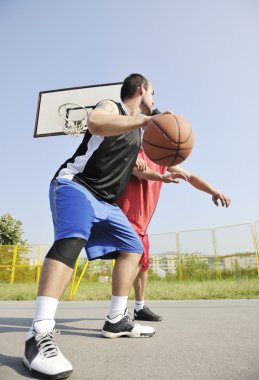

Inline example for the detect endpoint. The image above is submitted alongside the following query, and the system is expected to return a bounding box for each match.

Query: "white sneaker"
[23,320,73,379]
[102,309,155,338]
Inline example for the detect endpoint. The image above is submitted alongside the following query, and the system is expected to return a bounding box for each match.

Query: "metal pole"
[10,245,18,284]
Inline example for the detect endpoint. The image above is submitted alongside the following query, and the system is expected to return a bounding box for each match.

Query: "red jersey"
[116,149,166,235]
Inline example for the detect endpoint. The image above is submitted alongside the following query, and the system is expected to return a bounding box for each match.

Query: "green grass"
[0,278,258,301]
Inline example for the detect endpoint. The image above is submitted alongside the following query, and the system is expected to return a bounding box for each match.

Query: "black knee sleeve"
[46,238,86,268]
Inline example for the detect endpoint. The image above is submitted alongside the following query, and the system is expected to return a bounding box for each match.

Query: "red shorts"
[138,234,150,271]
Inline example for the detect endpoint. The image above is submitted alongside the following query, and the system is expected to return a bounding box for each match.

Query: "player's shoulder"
[93,99,120,114]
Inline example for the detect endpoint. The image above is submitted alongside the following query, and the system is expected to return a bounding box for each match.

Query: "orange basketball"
[142,113,194,166]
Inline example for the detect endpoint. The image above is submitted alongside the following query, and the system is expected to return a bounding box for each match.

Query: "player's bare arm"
[168,165,231,208]
[132,163,186,183]
[88,100,151,137]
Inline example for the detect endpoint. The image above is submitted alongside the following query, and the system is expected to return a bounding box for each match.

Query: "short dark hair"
[120,73,149,101]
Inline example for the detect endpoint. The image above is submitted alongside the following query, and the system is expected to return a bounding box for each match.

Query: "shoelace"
[124,312,142,328]
[124,310,136,323]
[125,311,134,320]
[35,330,60,358]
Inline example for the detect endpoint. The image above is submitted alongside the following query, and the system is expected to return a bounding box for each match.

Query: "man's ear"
[139,83,145,95]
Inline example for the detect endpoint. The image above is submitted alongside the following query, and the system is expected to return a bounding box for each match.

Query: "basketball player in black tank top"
[23,74,157,379]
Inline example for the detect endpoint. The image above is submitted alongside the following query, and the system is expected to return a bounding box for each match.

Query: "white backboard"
[34,82,122,137]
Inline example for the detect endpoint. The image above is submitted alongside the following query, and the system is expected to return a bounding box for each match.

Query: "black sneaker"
[102,310,155,338]
[134,305,163,322]
[23,320,73,380]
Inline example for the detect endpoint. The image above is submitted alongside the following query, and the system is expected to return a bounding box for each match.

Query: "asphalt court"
[0,299,259,380]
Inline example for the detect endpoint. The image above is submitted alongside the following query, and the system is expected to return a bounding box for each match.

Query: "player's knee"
[140,263,149,271]
[46,238,86,269]
[139,256,149,271]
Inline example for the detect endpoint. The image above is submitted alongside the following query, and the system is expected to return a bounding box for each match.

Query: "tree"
[0,214,30,282]
[0,213,27,245]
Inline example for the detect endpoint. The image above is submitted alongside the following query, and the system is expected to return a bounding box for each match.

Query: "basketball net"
[58,103,88,135]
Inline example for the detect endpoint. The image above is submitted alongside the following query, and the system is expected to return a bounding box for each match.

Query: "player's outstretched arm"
[132,158,187,183]
[167,165,231,208]
[88,100,151,137]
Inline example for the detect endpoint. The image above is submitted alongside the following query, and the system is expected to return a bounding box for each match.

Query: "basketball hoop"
[58,103,88,135]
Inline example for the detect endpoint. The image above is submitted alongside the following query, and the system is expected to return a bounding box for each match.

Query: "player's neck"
[123,98,142,117]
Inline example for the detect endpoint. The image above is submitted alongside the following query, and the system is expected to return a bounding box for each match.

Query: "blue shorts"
[49,178,143,261]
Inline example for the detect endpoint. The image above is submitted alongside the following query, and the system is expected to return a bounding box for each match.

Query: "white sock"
[108,295,128,320]
[32,296,59,328]
[135,300,145,312]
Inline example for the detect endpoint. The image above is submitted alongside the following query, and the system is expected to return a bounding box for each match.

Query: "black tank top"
[53,102,141,203]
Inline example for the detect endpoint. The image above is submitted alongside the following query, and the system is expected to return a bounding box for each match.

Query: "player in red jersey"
[116,148,231,321]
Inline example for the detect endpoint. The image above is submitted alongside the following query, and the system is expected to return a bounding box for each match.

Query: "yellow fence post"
[212,229,221,280]
[69,256,80,300]
[69,261,90,300]
[176,232,183,281]
[10,245,18,284]
[251,223,259,277]
[36,245,42,284]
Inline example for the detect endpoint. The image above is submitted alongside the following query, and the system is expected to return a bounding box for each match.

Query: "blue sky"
[0,0,258,244]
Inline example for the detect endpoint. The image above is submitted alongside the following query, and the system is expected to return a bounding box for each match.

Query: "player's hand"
[135,157,147,172]
[161,172,188,183]
[162,111,174,115]
[142,115,153,129]
[145,109,174,128]
[212,191,231,208]
[151,109,174,117]
[151,108,161,116]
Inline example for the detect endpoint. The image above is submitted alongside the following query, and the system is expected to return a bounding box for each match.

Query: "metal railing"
[0,222,258,299]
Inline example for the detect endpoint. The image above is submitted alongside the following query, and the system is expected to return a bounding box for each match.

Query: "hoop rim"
[58,102,88,122]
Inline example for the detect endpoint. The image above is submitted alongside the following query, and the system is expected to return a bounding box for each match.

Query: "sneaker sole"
[101,330,155,338]
[22,356,73,380]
